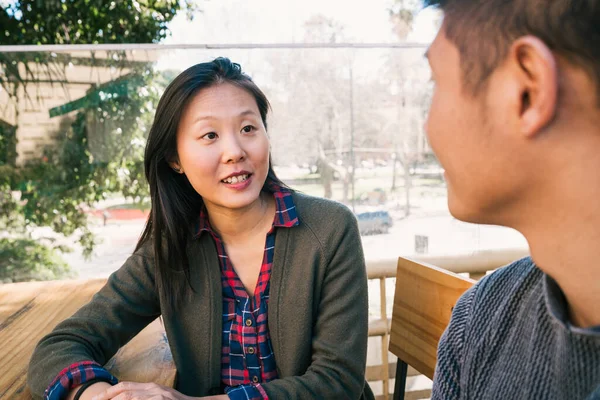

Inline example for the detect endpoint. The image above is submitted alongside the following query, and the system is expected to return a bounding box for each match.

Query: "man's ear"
[509,36,558,137]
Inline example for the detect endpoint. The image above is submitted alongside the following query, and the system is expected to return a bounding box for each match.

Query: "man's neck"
[520,194,600,328]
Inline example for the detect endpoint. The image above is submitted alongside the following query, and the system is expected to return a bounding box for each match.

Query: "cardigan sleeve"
[261,205,370,399]
[27,246,161,399]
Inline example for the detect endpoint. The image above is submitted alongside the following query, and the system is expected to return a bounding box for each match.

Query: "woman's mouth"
[221,174,251,184]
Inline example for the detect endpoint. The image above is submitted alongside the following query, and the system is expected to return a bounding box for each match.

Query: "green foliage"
[389,0,421,40]
[0,0,190,103]
[0,183,75,282]
[0,67,165,278]
[0,121,17,167]
[0,0,194,45]
[0,183,22,231]
[0,1,188,281]
[0,238,73,283]
[17,69,162,258]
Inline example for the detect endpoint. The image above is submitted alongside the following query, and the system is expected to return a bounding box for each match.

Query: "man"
[423,0,600,399]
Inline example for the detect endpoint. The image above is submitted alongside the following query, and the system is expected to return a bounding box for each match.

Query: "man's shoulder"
[473,256,542,304]
[462,256,544,335]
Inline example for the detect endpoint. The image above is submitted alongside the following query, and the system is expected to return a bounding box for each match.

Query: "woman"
[28,58,372,400]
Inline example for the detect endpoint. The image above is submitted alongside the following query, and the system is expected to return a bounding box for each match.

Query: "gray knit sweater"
[432,257,600,400]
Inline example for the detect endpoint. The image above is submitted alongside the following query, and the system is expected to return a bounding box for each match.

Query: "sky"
[163,0,441,45]
[153,0,441,81]
[0,0,441,45]
[1,0,441,84]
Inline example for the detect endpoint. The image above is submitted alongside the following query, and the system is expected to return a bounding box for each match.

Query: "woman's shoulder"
[131,239,153,257]
[291,191,355,223]
[289,192,359,246]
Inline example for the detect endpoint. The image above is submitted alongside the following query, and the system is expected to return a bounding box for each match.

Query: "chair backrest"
[388,257,475,380]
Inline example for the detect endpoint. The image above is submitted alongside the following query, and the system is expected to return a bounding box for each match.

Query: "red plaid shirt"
[44,361,118,399]
[199,185,298,400]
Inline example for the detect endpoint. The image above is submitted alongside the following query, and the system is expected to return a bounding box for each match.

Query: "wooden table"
[0,279,176,398]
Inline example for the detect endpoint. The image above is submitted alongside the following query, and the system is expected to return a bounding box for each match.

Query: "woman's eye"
[241,125,256,134]
[202,132,218,140]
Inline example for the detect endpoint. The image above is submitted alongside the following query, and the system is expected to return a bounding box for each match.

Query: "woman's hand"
[91,382,196,400]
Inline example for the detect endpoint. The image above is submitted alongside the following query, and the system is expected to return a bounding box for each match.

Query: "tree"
[0,0,196,103]
[388,0,421,41]
[384,0,434,216]
[0,1,194,46]
[267,15,389,204]
[0,1,193,282]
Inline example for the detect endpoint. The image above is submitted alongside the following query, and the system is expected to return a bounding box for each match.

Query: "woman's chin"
[215,188,263,211]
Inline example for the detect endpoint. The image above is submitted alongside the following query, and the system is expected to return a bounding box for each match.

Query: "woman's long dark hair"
[136,57,289,311]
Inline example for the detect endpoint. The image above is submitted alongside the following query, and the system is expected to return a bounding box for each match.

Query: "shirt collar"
[196,183,299,236]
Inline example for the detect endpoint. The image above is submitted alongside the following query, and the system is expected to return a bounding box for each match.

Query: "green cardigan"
[28,193,373,399]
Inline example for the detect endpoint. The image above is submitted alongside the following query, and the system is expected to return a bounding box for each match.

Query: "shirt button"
[252,376,259,383]
[245,318,253,326]
[247,346,255,354]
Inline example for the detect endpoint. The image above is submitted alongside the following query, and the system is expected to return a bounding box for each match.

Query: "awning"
[49,74,143,118]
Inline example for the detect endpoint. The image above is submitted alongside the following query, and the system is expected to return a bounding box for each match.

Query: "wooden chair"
[0,279,176,399]
[389,257,475,400]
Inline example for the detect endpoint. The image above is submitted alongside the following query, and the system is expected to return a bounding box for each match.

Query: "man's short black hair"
[425,0,600,100]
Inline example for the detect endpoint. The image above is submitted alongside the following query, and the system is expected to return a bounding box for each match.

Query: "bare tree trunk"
[318,144,352,203]
[323,174,333,199]
[11,83,20,166]
[391,153,398,192]
[319,160,334,199]
[403,159,412,217]
[317,143,334,199]
[342,174,350,204]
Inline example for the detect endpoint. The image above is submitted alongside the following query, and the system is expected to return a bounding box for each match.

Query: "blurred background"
[0,1,528,398]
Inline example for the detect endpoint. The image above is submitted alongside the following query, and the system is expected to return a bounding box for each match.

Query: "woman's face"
[172,82,270,212]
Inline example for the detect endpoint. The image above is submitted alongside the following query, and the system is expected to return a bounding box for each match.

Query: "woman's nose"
[221,134,246,164]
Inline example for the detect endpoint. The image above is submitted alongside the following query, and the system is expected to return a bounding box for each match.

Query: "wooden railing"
[365,247,528,400]
[0,247,528,399]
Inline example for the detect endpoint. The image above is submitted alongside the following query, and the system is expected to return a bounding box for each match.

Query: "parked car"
[355,210,393,235]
